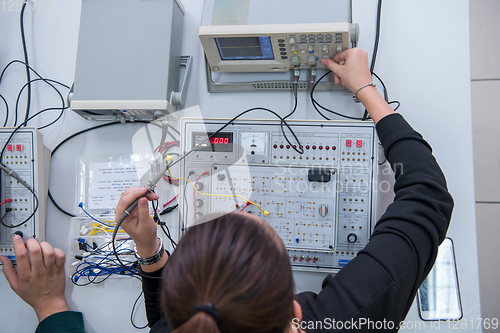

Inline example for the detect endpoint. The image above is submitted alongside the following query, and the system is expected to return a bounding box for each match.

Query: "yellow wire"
[168,166,269,216]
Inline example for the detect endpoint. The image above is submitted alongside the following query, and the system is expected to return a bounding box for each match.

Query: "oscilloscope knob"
[291,56,300,66]
[289,37,296,45]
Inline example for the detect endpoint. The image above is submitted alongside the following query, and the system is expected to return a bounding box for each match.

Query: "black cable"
[388,101,400,111]
[0,60,70,127]
[1,94,8,127]
[13,78,68,128]
[370,0,383,73]
[20,1,31,127]
[130,290,148,329]
[168,107,305,174]
[159,204,178,215]
[362,0,383,120]
[1,106,71,162]
[47,120,155,217]
[310,71,366,121]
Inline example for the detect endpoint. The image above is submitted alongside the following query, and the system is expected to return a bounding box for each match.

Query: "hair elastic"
[192,303,220,324]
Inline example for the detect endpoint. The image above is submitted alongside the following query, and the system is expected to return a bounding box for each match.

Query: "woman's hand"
[321,48,373,94]
[322,47,395,123]
[115,187,160,258]
[0,236,69,322]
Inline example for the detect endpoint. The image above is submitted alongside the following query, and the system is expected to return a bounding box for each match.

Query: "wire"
[47,120,155,217]
[13,78,68,128]
[310,72,366,121]
[0,60,70,127]
[1,94,8,127]
[172,174,269,216]
[168,107,305,174]
[130,290,148,329]
[78,203,114,228]
[20,1,31,127]
[163,194,178,208]
[362,0,384,120]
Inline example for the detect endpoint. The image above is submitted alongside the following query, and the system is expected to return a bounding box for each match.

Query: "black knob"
[13,231,23,238]
[347,233,357,243]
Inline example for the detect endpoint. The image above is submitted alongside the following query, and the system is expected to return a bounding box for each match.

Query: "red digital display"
[356,140,363,148]
[7,145,13,151]
[193,132,233,152]
[209,137,230,144]
[346,140,352,147]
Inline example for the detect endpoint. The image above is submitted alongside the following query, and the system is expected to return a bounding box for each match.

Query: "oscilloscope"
[199,23,359,73]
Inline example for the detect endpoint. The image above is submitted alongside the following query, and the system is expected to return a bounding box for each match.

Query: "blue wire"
[78,202,114,228]
[72,237,138,284]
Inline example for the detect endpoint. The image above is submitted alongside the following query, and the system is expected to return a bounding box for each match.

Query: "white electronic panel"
[180,118,381,272]
[0,128,50,268]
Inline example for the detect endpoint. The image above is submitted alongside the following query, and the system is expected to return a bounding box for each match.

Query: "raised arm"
[296,49,454,331]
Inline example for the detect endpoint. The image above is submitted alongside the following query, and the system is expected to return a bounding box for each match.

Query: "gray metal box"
[70,0,185,120]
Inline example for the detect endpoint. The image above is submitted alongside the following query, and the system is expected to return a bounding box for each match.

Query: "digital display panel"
[215,36,274,60]
[192,132,234,152]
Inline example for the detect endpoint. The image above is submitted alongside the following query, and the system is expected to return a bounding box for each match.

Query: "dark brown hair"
[162,212,295,333]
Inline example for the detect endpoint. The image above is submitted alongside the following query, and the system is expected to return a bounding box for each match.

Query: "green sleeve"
[35,311,85,333]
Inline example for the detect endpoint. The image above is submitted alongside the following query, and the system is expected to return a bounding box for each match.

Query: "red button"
[332,146,337,150]
[273,144,278,149]
[312,146,316,150]
[280,145,284,149]
[325,146,330,150]
[319,146,323,150]
[305,145,310,149]
[286,145,290,149]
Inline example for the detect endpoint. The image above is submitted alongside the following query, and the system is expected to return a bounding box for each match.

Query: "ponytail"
[170,311,221,333]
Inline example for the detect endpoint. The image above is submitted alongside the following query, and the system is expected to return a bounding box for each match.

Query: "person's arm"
[296,49,454,331]
[0,236,85,332]
[321,48,395,124]
[114,187,169,328]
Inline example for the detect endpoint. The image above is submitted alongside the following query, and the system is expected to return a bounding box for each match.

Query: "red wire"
[239,201,251,212]
[0,199,12,205]
[163,194,179,208]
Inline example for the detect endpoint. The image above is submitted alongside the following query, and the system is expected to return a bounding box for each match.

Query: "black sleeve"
[141,266,170,332]
[296,113,454,332]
